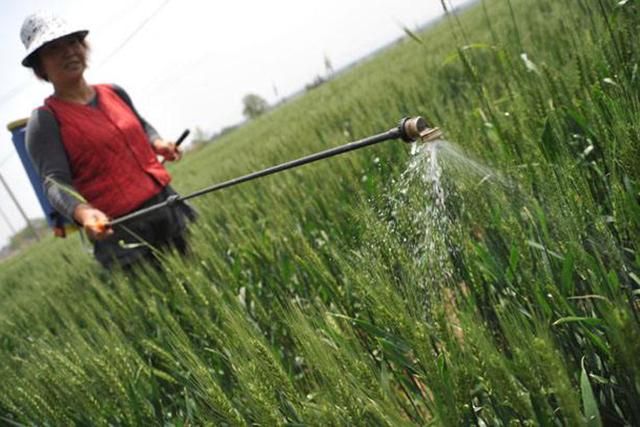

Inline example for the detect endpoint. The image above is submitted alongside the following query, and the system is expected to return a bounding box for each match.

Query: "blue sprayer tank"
[7,118,74,237]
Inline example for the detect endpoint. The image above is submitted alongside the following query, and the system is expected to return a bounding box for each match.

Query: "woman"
[21,12,196,268]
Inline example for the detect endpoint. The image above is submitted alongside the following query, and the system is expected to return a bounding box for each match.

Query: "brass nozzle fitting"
[398,116,443,143]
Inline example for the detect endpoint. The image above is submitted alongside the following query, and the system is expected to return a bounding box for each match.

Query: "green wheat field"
[1,0,639,425]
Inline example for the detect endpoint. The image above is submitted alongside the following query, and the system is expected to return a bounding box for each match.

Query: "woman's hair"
[31,35,90,82]
[31,55,49,82]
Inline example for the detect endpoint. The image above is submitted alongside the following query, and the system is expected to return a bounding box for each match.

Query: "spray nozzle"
[399,116,443,143]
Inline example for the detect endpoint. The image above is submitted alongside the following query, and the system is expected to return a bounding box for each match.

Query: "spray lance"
[108,116,442,227]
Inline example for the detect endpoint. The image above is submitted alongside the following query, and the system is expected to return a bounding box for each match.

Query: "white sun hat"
[20,11,88,67]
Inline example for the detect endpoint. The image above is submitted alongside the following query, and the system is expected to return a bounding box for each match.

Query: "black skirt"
[93,186,197,269]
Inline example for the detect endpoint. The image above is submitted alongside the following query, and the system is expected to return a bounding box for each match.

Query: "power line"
[96,0,173,68]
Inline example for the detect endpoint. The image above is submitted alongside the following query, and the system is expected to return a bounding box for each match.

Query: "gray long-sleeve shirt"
[26,84,161,222]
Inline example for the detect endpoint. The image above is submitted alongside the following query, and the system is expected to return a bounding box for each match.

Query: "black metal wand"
[109,117,440,227]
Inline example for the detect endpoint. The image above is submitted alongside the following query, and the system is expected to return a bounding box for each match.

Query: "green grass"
[1,0,639,425]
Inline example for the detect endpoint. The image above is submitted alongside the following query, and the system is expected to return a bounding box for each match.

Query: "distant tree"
[242,93,269,120]
[191,126,210,148]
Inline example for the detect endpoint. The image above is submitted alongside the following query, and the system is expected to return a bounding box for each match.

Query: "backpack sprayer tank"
[6,118,76,237]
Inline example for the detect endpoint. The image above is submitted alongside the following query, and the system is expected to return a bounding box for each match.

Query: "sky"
[0,0,468,248]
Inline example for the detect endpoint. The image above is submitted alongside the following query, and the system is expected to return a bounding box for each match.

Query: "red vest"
[44,84,171,217]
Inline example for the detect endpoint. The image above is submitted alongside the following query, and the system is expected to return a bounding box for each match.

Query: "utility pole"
[0,172,39,241]
[0,203,16,235]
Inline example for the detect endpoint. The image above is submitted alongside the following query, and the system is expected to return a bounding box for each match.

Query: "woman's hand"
[73,204,113,240]
[152,139,182,162]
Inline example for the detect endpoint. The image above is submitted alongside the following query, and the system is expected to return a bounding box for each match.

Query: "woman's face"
[37,34,88,85]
